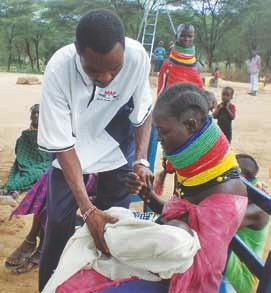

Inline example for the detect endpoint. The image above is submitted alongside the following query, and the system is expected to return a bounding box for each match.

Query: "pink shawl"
[163,193,247,293]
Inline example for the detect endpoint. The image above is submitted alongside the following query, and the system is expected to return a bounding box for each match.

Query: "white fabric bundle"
[43,207,200,292]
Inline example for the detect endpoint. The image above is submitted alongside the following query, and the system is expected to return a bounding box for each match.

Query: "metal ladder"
[137,0,176,58]
[137,0,158,57]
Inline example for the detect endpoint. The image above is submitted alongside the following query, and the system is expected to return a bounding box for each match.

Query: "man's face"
[251,49,257,57]
[177,29,194,48]
[80,42,124,88]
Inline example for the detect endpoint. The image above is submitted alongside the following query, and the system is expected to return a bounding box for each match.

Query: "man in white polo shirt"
[38,9,153,291]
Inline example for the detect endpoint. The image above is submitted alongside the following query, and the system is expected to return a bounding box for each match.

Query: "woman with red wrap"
[158,23,203,95]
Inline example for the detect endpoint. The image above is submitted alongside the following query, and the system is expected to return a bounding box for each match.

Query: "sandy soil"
[0,73,271,292]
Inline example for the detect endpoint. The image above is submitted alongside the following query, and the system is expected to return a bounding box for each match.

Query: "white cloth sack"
[43,207,200,292]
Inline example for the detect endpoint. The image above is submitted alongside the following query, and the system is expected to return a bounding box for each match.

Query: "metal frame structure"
[137,0,176,57]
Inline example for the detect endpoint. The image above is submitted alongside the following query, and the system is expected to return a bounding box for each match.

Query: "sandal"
[10,190,20,199]
[4,238,37,270]
[13,250,41,274]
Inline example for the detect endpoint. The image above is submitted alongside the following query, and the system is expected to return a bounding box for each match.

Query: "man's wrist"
[132,159,150,168]
[82,204,97,222]
[80,201,95,215]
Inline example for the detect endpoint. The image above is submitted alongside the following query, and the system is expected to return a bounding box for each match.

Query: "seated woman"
[127,83,247,292]
[49,83,247,293]
[225,153,270,293]
[0,104,49,198]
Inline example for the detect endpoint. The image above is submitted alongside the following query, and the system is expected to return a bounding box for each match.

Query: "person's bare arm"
[134,114,152,161]
[160,219,194,236]
[140,185,165,214]
[239,203,269,230]
[258,56,261,71]
[133,115,154,188]
[212,104,222,118]
[225,104,235,119]
[56,149,117,255]
[126,172,164,214]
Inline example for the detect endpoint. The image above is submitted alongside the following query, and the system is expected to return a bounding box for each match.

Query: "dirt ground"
[0,72,271,292]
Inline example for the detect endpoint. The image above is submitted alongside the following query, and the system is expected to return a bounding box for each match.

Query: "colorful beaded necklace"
[169,44,197,68]
[163,117,239,195]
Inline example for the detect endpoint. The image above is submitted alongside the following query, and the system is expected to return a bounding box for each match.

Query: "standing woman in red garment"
[158,23,203,95]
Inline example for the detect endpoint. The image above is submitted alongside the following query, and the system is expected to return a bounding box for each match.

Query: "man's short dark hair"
[75,9,125,54]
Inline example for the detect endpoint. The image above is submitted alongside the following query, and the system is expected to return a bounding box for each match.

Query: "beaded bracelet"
[82,205,97,222]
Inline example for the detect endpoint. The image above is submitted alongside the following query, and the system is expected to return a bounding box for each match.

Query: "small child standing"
[213,86,236,143]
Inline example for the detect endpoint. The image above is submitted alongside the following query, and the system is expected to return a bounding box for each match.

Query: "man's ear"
[183,119,198,134]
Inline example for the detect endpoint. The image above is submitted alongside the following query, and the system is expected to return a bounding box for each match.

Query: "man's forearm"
[56,149,92,214]
[134,114,152,161]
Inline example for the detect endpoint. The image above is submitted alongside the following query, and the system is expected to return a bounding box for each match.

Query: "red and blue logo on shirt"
[98,90,119,101]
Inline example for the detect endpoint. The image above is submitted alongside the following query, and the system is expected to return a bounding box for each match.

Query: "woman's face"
[153,111,192,154]
[177,29,194,48]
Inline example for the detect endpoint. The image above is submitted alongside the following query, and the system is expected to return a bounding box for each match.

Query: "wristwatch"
[132,159,150,168]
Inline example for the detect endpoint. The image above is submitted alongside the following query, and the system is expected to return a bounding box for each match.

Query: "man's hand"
[127,171,165,214]
[126,172,154,201]
[85,209,118,256]
[126,172,144,194]
[133,164,154,190]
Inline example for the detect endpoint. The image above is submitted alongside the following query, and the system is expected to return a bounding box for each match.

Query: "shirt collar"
[75,53,93,87]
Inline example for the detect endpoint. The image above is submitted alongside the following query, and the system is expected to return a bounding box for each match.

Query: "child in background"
[153,41,166,73]
[211,67,220,88]
[225,153,269,293]
[213,86,236,143]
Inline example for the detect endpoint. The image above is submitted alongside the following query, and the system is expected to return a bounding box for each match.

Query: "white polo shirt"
[38,37,152,173]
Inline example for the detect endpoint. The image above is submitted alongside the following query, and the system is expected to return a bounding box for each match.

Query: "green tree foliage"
[0,0,270,75]
[179,0,249,69]
[0,0,36,70]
